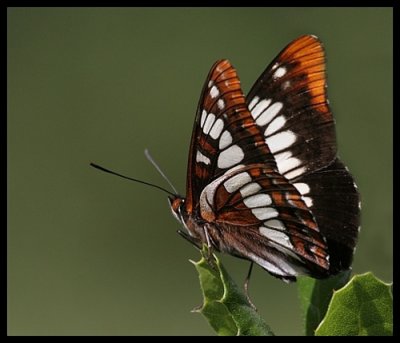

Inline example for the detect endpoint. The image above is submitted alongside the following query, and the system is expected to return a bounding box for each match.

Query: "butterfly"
[168,35,361,282]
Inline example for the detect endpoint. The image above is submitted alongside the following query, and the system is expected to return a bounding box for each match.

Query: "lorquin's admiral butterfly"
[92,34,360,282]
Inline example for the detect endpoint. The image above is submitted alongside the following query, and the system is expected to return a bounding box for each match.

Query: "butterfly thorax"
[169,193,229,253]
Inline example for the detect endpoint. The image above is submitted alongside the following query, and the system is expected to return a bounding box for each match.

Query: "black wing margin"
[293,158,360,273]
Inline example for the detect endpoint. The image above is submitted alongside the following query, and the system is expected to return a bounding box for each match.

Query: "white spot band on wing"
[248,96,259,111]
[218,145,244,169]
[266,130,296,154]
[240,182,262,198]
[257,102,283,126]
[265,115,286,136]
[251,207,278,220]
[209,118,224,139]
[293,183,310,195]
[285,167,307,180]
[273,67,287,79]
[244,194,272,208]
[303,196,313,207]
[251,99,272,120]
[210,85,219,98]
[219,130,232,149]
[203,113,216,135]
[278,157,301,174]
[264,219,286,231]
[200,110,207,127]
[196,151,211,165]
[224,172,251,193]
[259,227,293,250]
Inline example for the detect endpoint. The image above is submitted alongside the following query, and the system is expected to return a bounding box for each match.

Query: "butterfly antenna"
[144,148,179,195]
[90,163,176,197]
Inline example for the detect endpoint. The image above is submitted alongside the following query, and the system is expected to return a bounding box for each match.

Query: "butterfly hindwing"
[293,158,360,273]
[246,35,336,181]
[199,163,330,279]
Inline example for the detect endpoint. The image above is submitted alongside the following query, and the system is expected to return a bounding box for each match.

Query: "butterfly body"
[169,35,360,281]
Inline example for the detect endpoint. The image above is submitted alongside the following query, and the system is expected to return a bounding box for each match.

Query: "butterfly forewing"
[246,35,336,181]
[185,60,277,214]
[242,35,360,275]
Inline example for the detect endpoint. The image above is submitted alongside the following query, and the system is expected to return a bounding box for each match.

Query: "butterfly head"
[168,196,186,223]
[168,195,206,248]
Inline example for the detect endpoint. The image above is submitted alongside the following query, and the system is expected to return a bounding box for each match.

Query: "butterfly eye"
[168,197,182,221]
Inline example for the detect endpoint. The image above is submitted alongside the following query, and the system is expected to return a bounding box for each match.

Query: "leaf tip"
[191,304,203,313]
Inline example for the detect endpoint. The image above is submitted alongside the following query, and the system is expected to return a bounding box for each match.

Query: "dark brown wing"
[246,35,360,274]
[199,163,330,280]
[185,60,277,215]
[246,35,336,180]
[294,158,360,273]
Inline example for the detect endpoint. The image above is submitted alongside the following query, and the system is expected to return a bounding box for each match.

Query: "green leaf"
[315,272,393,336]
[297,270,351,335]
[191,246,274,336]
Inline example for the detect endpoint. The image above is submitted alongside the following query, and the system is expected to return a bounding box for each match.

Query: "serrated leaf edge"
[315,272,393,335]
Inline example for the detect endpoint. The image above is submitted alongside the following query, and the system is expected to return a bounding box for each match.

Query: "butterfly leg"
[177,229,202,249]
[204,226,212,249]
[203,226,217,268]
[244,262,257,311]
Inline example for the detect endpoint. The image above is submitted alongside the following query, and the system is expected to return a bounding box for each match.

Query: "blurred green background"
[8,8,392,335]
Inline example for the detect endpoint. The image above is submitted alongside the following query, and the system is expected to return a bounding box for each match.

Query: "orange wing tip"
[278,35,329,111]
